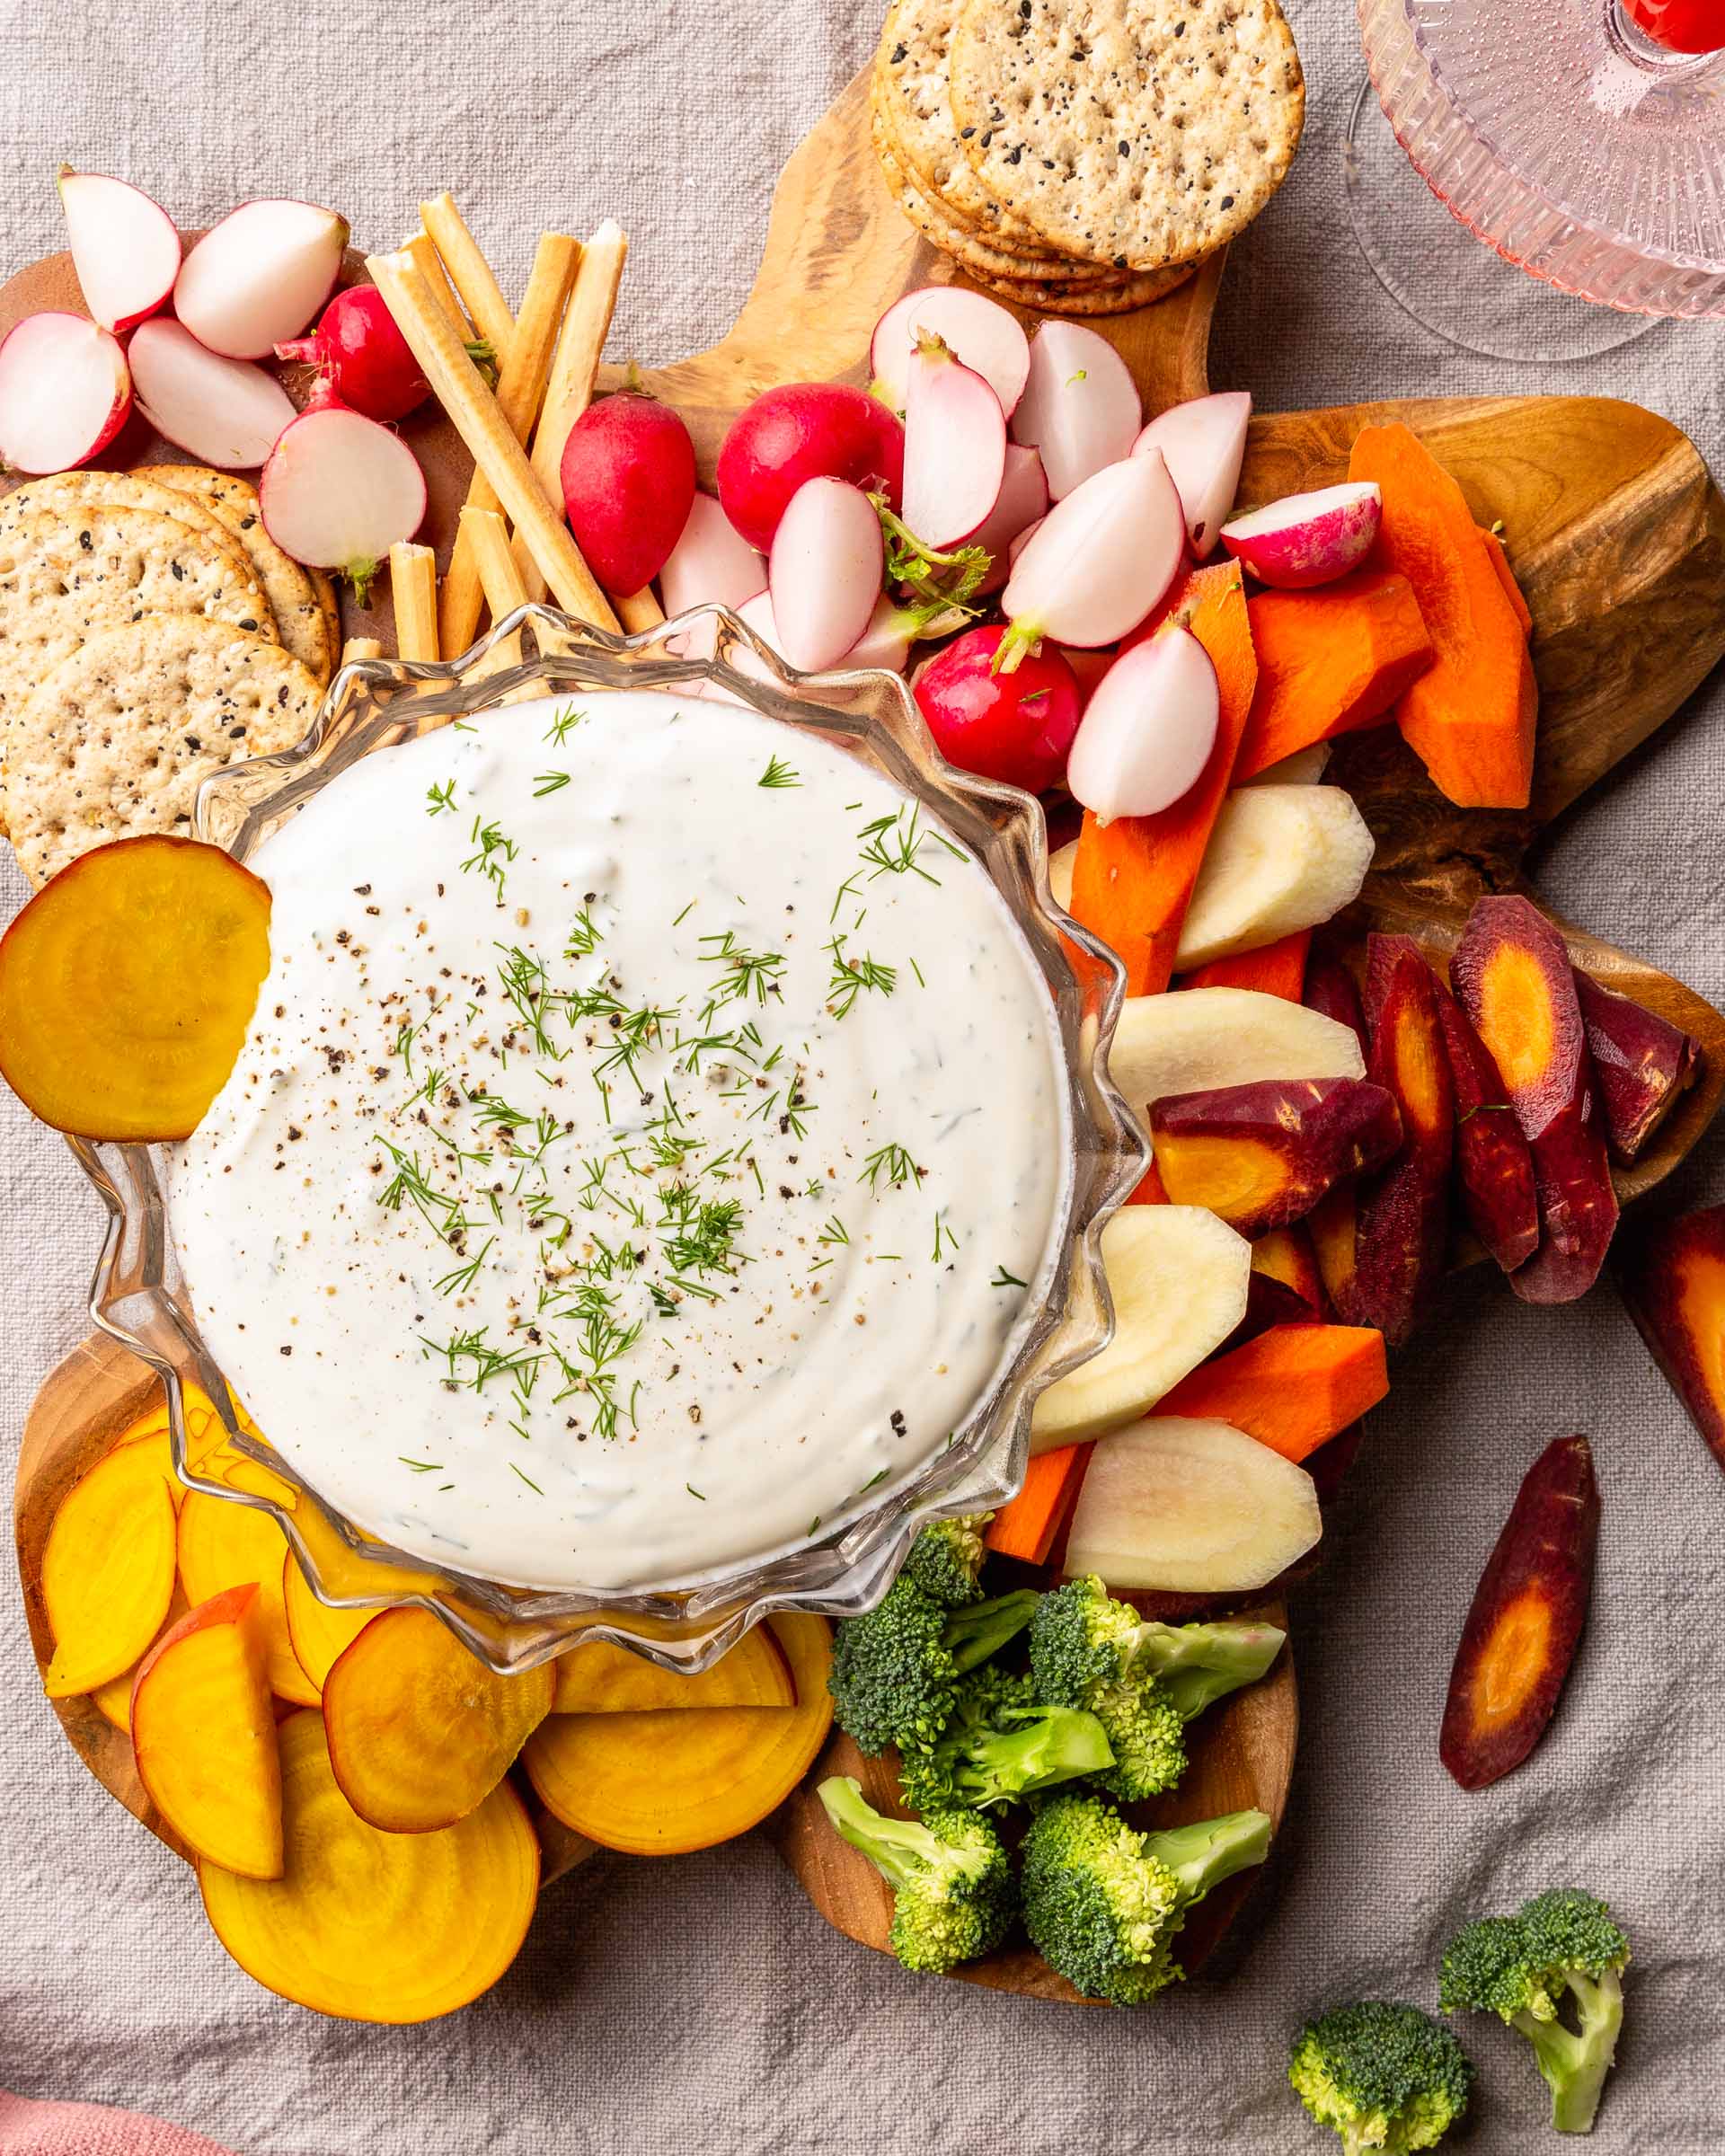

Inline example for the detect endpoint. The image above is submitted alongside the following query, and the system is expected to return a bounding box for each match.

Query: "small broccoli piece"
[1030,1578,1281,1800]
[1290,2001,1473,2155]
[1021,1790,1271,2005]
[828,1578,1039,1755]
[898,1666,1115,1814]
[903,1514,991,1605]
[817,1774,1016,1974]
[1440,1887,1630,2134]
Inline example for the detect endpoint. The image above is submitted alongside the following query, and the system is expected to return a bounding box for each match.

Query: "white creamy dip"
[171,692,1069,1590]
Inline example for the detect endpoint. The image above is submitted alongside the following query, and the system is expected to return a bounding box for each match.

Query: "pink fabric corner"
[0,2092,238,2156]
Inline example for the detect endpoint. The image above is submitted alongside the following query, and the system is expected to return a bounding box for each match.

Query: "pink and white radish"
[973,446,1048,594]
[128,317,294,468]
[276,286,429,423]
[767,476,885,671]
[1066,628,1220,824]
[560,392,696,596]
[901,334,1005,548]
[870,287,1030,420]
[997,447,1187,668]
[659,493,765,658]
[716,384,905,552]
[57,170,179,334]
[0,313,130,474]
[913,623,1083,793]
[721,589,914,699]
[1221,481,1382,590]
[1009,322,1141,500]
[260,404,426,599]
[1131,390,1251,558]
[174,199,349,360]
[1006,513,1045,573]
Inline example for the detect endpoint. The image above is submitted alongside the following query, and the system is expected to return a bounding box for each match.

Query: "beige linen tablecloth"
[2,4,1723,2150]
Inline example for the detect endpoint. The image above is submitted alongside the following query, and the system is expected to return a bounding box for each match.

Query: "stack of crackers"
[0,468,339,889]
[871,0,1304,315]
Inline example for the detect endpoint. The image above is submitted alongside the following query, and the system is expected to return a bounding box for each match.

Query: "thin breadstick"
[366,250,619,632]
[341,636,384,666]
[613,586,665,633]
[389,543,440,661]
[460,506,531,617]
[518,222,628,599]
[438,232,579,659]
[401,231,473,337]
[419,194,516,363]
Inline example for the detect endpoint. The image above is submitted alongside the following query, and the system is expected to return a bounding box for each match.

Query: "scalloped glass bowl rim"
[75,602,1146,1673]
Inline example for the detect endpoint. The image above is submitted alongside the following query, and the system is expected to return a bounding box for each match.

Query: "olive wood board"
[6,59,1725,2004]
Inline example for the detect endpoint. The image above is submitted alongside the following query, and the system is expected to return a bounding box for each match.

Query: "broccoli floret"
[1440,1888,1630,2134]
[1021,1789,1271,2005]
[817,1774,1016,1974]
[903,1514,991,1604]
[1289,2001,1473,2155]
[898,1666,1115,1814]
[828,1577,1038,1755]
[1029,1577,1284,1801]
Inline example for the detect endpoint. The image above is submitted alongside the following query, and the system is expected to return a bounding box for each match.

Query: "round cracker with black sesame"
[0,614,322,889]
[949,0,1304,272]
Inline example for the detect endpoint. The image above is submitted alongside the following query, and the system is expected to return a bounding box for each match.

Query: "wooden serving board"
[8,61,1725,2002]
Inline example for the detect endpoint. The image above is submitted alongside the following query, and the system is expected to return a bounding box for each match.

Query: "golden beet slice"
[281,1552,376,1695]
[199,1710,540,2023]
[43,1440,179,1697]
[523,1616,833,1855]
[322,1607,554,1833]
[0,835,270,1141]
[132,1583,283,1879]
[550,1624,797,1713]
[178,1490,320,1707]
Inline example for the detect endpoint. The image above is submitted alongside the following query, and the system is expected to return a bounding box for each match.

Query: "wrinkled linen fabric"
[2,3,1722,2152]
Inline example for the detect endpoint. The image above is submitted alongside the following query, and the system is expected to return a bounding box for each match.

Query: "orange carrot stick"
[1180,929,1311,1003]
[1067,563,1257,995]
[1153,1322,1389,1462]
[984,1445,1089,1564]
[1233,568,1434,781]
[1349,423,1537,809]
[1479,526,1534,635]
[1128,1153,1172,1206]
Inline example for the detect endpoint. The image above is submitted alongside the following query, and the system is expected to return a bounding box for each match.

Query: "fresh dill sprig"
[758,754,801,790]
[533,770,573,797]
[543,703,587,746]
[426,779,457,817]
[859,1142,923,1195]
[825,934,898,1019]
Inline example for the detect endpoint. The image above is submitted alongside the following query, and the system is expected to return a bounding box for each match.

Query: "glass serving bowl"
[72,603,1146,1673]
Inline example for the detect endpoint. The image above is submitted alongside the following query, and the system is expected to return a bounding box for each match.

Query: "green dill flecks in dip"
[170,693,1067,1593]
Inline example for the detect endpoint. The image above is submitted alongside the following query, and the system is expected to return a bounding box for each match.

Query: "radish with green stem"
[128,316,294,469]
[901,333,1005,547]
[1132,391,1252,558]
[0,313,130,473]
[260,397,426,602]
[768,476,886,670]
[870,286,1030,418]
[57,170,179,334]
[1010,322,1141,499]
[973,446,1048,594]
[1066,628,1220,823]
[996,448,1186,671]
[174,199,349,360]
[914,624,1082,792]
[276,287,431,423]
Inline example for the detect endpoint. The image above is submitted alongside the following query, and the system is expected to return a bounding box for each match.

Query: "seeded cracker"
[874,119,1126,287]
[135,464,334,685]
[949,0,1305,272]
[1,614,322,888]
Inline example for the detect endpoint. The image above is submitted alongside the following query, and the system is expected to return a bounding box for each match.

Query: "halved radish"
[659,494,765,659]
[870,287,1031,420]
[174,200,349,360]
[901,335,1005,548]
[767,477,885,671]
[58,170,180,334]
[998,448,1185,667]
[1066,627,1219,823]
[844,592,919,673]
[129,318,294,469]
[261,405,427,596]
[0,313,130,474]
[1009,322,1141,500]
[1131,391,1251,558]
[1064,1417,1322,1592]
[974,446,1048,595]
[1006,513,1045,573]
[1221,482,1382,590]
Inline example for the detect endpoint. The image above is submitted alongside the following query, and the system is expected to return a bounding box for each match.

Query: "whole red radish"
[716,384,905,552]
[277,287,429,424]
[560,393,695,596]
[914,624,1082,794]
